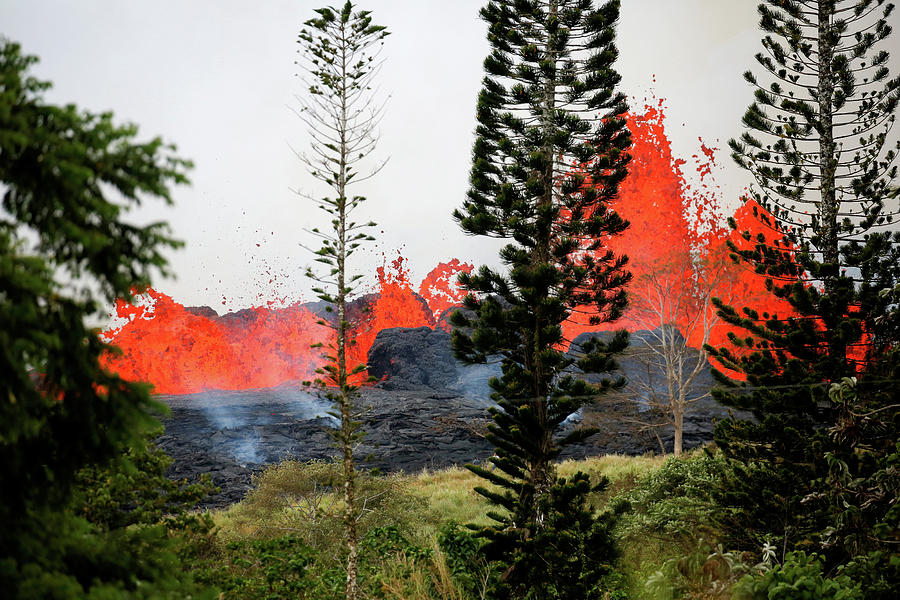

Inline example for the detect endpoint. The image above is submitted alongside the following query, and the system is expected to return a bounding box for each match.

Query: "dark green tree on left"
[0,40,212,598]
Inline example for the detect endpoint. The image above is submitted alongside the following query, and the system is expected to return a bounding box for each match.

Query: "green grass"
[197,450,731,599]
[211,454,668,542]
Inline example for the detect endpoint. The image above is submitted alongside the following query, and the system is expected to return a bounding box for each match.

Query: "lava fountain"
[104,99,791,395]
[102,258,474,395]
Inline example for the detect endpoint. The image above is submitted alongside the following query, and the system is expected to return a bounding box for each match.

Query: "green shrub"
[362,526,432,562]
[641,543,757,600]
[218,459,427,558]
[71,429,216,531]
[611,452,734,599]
[4,509,216,600]
[612,452,728,545]
[437,522,497,599]
[190,534,318,600]
[838,549,900,600]
[733,551,862,600]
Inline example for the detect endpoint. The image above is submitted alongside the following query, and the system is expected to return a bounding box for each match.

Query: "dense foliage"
[176,457,654,600]
[71,428,216,531]
[734,551,863,600]
[708,0,900,586]
[451,0,632,596]
[0,40,210,597]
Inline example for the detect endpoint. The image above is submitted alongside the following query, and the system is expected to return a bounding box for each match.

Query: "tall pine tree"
[295,4,388,600]
[452,1,631,597]
[708,0,900,567]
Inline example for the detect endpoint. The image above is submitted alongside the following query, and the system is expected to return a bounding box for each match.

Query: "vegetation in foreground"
[161,449,881,600]
[182,453,662,600]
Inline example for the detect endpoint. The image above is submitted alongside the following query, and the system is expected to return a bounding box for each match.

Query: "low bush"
[437,522,496,599]
[642,543,759,600]
[733,551,862,600]
[215,459,427,560]
[191,535,317,599]
[71,430,216,531]
[610,451,732,598]
[612,451,727,544]
[838,549,900,600]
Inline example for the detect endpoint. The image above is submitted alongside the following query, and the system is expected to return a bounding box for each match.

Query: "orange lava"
[560,97,796,373]
[418,259,475,327]
[562,99,700,343]
[344,252,437,373]
[102,289,330,395]
[104,100,798,395]
[103,254,469,394]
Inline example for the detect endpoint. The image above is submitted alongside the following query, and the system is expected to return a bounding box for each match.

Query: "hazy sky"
[2,1,825,310]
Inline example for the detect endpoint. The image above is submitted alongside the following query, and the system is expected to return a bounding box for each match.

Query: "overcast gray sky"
[2,1,808,310]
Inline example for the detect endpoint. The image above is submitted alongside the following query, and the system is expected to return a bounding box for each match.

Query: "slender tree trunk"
[816,1,850,374]
[299,8,387,598]
[818,1,838,292]
[336,18,359,600]
[673,398,683,457]
[342,404,359,600]
[526,0,560,529]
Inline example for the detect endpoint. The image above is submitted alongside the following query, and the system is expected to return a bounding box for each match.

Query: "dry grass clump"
[214,459,427,559]
[202,451,737,599]
[405,466,493,535]
[374,539,482,600]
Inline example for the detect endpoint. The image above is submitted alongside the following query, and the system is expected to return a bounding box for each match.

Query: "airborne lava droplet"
[102,103,791,394]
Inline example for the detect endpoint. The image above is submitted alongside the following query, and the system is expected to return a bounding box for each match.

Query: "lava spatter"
[103,101,795,395]
[102,289,330,395]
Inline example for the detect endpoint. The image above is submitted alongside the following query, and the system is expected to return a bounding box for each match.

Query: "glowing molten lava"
[560,97,796,361]
[104,256,475,394]
[102,289,330,395]
[418,259,475,326]
[104,99,795,395]
[344,252,436,372]
[561,99,709,343]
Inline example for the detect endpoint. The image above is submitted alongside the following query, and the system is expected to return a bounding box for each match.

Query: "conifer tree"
[0,40,208,598]
[295,4,387,599]
[452,1,631,596]
[709,0,900,565]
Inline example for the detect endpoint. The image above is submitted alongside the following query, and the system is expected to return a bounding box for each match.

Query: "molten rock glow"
[103,257,475,394]
[104,101,793,394]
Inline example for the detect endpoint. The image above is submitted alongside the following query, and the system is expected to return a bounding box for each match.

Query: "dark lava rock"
[185,305,219,319]
[368,325,500,400]
[569,328,750,453]
[369,327,457,391]
[158,386,661,509]
[303,293,379,323]
[158,325,743,509]
[158,387,498,508]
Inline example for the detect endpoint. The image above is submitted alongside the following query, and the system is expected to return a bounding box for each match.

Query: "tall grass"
[200,451,729,599]
[213,454,666,543]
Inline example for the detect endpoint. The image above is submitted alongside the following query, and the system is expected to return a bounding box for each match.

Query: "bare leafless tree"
[628,250,738,456]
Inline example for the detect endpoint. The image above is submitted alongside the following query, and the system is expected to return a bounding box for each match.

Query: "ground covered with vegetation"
[112,449,873,600]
